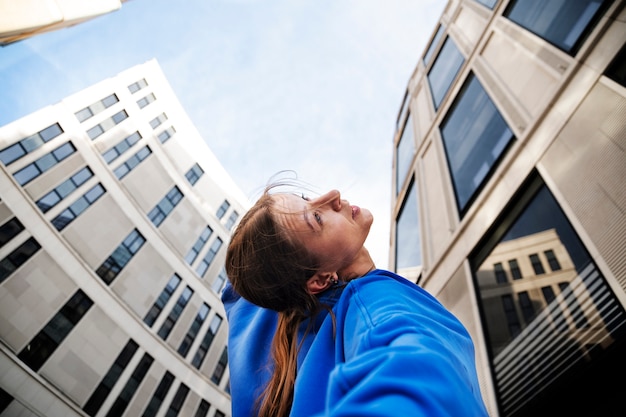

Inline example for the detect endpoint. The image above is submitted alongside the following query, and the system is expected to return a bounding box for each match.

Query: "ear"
[306,272,337,295]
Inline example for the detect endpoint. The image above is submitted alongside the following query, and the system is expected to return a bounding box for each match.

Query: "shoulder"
[345,269,440,308]
[339,270,468,337]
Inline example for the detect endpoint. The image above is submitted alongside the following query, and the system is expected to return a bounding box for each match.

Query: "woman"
[223,180,489,417]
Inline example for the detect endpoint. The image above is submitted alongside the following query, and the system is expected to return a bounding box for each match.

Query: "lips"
[351,205,360,219]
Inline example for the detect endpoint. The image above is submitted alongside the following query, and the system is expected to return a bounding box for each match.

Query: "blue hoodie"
[222,270,488,417]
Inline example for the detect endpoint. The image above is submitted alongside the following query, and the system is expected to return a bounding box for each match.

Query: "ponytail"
[258,310,309,417]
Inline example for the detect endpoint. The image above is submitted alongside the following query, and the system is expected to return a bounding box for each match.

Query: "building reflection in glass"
[471,174,626,417]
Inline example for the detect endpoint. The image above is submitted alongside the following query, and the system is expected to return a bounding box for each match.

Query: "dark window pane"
[505,0,610,54]
[0,218,24,247]
[395,179,421,270]
[428,36,465,109]
[440,73,514,215]
[424,25,445,65]
[83,340,138,417]
[605,42,626,88]
[471,174,626,417]
[396,113,415,194]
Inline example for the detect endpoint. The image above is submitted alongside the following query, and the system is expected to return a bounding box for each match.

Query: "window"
[158,127,176,143]
[141,371,174,417]
[102,131,142,164]
[216,200,230,219]
[440,73,515,215]
[178,303,210,357]
[224,211,239,231]
[0,217,24,247]
[75,94,119,122]
[211,268,228,294]
[148,186,184,227]
[395,113,415,194]
[518,291,535,323]
[185,163,204,185]
[128,78,148,93]
[195,238,223,278]
[185,226,213,265]
[395,89,410,131]
[210,347,228,384]
[144,274,182,327]
[529,253,545,275]
[150,113,168,129]
[395,179,421,270]
[508,259,522,279]
[504,0,611,55]
[13,141,76,186]
[473,0,497,8]
[544,249,561,271]
[194,400,210,417]
[37,167,94,213]
[51,184,106,231]
[105,353,154,417]
[470,173,626,416]
[191,314,222,368]
[0,387,13,414]
[87,110,128,140]
[423,24,445,65]
[137,93,156,109]
[96,229,146,285]
[83,340,139,417]
[164,383,189,417]
[605,42,626,88]
[0,123,63,165]
[501,294,521,337]
[494,262,507,283]
[114,145,152,179]
[17,290,93,372]
[428,36,465,109]
[157,286,193,340]
[0,237,41,284]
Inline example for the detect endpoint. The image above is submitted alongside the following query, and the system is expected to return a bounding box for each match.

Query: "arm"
[324,277,488,417]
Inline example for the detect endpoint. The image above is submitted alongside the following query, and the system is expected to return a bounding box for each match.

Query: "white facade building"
[0,59,246,417]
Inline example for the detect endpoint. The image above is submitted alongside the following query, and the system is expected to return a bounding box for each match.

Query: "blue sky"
[0,0,445,268]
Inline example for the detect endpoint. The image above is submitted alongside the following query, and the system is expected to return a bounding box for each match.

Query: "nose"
[316,190,341,211]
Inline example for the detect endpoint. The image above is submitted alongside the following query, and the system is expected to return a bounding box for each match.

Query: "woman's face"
[273,189,373,272]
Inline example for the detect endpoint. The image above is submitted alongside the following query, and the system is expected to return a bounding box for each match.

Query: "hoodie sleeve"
[320,277,489,417]
[221,282,277,417]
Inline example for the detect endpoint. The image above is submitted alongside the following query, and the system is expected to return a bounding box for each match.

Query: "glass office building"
[0,60,245,417]
[391,1,626,416]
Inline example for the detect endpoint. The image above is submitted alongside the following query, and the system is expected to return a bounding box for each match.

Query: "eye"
[314,211,322,225]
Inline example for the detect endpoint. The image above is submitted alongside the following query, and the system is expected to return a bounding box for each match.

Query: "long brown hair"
[225,184,325,417]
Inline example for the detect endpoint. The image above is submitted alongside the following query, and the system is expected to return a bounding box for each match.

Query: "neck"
[337,247,376,282]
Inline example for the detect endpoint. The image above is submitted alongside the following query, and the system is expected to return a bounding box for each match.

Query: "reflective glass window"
[471,173,626,416]
[396,113,415,194]
[428,36,465,109]
[395,178,421,270]
[423,25,445,65]
[440,73,514,215]
[474,0,497,8]
[504,0,611,55]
